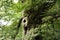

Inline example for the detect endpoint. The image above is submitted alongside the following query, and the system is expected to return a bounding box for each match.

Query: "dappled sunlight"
[13,0,18,3]
[0,20,12,26]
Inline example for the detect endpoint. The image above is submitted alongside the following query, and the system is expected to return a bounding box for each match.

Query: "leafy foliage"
[0,0,60,40]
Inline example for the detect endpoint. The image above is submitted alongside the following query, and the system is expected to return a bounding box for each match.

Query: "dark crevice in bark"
[12,18,22,40]
[34,35,43,40]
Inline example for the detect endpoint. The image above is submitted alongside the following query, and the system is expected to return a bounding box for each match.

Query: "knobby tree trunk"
[21,0,56,40]
[15,0,57,40]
